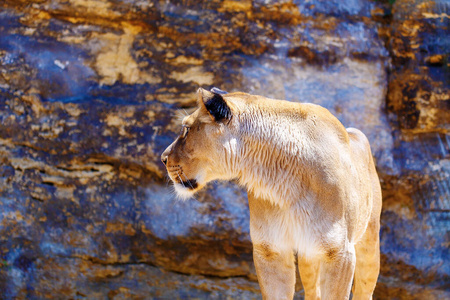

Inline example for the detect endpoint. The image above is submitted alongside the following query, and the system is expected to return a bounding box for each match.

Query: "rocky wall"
[0,0,448,299]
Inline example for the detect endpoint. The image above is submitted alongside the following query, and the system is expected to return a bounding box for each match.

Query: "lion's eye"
[180,126,190,138]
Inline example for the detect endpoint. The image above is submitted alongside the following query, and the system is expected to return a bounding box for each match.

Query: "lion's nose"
[161,154,168,166]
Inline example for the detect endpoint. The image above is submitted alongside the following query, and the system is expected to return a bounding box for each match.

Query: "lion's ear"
[197,88,232,122]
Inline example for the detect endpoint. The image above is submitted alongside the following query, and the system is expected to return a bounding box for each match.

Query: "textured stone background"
[0,0,448,299]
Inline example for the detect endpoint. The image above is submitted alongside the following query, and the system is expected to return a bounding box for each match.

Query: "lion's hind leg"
[352,146,382,300]
[352,216,380,300]
[347,126,382,300]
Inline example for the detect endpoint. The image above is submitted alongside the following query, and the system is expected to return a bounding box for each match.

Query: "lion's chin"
[173,183,198,200]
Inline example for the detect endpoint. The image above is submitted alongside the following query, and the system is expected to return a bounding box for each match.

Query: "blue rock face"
[0,0,448,298]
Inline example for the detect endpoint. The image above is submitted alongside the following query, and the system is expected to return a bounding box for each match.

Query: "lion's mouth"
[167,166,198,191]
[170,169,200,199]
[178,178,198,190]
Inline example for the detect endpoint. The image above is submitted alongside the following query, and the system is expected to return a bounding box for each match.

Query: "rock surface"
[0,0,448,299]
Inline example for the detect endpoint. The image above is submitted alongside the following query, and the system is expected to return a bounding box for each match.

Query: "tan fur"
[161,88,382,300]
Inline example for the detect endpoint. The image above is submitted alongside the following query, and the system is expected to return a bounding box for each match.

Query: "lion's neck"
[232,109,310,206]
[238,142,304,206]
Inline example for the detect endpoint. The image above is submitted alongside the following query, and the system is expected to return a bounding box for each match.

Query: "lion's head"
[161,88,244,199]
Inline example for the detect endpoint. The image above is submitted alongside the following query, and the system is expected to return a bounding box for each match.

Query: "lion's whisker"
[181,172,195,190]
[176,172,185,188]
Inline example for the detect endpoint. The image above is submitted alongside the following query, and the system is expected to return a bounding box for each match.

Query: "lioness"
[161,88,382,300]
